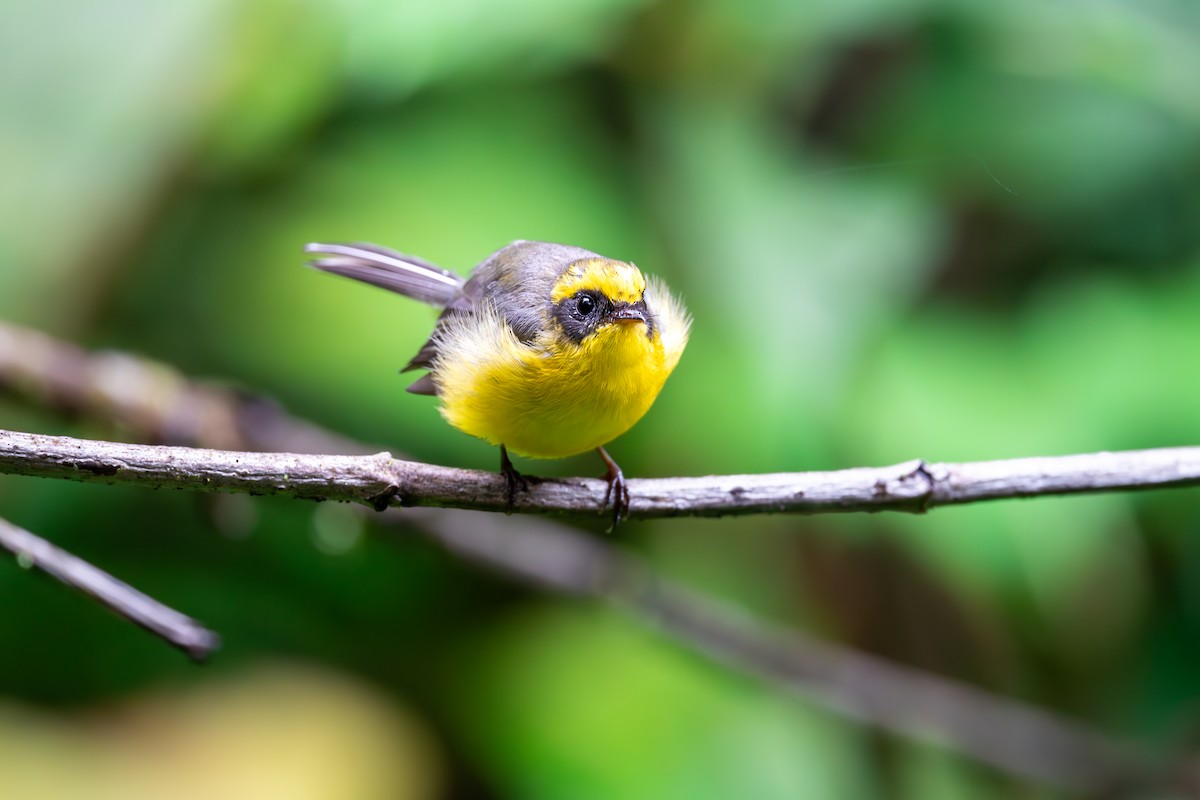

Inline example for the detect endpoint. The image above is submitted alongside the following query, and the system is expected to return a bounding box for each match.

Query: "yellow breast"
[434,314,672,458]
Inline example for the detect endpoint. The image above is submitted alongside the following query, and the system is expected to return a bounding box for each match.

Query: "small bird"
[305,240,690,524]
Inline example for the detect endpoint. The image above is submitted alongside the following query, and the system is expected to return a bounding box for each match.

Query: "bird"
[304,240,690,525]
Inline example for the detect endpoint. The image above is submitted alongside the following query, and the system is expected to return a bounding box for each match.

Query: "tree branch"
[1,428,1199,519]
[0,517,220,659]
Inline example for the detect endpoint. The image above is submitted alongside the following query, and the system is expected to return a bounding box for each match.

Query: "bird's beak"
[609,301,648,324]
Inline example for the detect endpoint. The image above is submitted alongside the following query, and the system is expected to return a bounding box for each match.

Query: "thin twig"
[0,517,220,660]
[1,428,1199,518]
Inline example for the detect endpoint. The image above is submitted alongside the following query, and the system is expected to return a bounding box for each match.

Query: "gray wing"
[305,242,465,307]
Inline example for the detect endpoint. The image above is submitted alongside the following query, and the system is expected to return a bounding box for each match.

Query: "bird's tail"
[304,242,465,307]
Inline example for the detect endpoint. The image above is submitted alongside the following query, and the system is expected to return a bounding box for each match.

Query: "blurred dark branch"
[0,516,220,659]
[3,320,1197,792]
[0,321,365,455]
[1,428,1199,519]
[410,508,1176,793]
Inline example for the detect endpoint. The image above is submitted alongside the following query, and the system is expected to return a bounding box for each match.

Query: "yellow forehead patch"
[550,258,646,304]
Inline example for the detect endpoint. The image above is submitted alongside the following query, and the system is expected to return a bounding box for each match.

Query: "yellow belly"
[434,321,671,458]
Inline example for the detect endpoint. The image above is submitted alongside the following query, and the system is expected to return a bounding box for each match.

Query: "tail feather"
[305,242,464,307]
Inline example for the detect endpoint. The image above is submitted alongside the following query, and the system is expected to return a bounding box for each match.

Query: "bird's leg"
[596,445,630,530]
[499,444,528,513]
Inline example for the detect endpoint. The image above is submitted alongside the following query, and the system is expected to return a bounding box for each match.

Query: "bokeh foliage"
[2,0,1200,797]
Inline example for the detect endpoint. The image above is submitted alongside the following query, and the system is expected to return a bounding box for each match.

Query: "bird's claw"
[499,444,528,514]
[597,446,630,531]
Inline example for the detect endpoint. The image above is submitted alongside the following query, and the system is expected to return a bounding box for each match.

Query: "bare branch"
[0,517,220,659]
[1,428,1199,518]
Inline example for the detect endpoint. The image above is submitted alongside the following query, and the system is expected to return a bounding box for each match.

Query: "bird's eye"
[576,294,596,315]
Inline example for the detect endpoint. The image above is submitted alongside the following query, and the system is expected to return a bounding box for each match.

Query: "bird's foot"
[499,444,529,514]
[596,446,630,531]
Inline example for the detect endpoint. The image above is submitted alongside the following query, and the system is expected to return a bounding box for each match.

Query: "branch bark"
[2,428,1199,519]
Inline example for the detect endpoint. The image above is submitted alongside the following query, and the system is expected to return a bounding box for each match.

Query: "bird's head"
[549,258,654,345]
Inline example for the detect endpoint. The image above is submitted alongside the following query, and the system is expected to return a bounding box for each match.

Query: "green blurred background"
[3,0,1200,797]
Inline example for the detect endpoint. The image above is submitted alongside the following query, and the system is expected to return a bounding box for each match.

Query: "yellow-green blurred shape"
[452,605,874,800]
[0,663,441,800]
[0,0,336,330]
[338,0,649,97]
